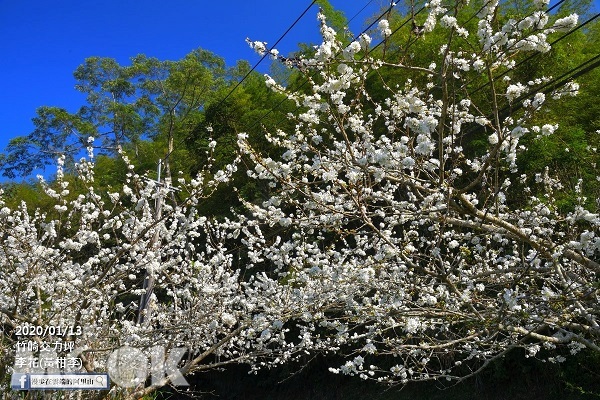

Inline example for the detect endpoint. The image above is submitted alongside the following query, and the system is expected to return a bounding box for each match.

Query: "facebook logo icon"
[11,374,29,390]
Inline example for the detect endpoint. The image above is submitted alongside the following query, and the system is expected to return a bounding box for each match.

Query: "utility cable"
[457,0,569,93]
[161,0,318,166]
[458,51,600,150]
[471,10,600,96]
[246,1,419,133]
[348,0,375,25]
[217,0,318,108]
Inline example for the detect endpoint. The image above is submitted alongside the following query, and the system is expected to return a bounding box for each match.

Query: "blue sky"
[0,0,385,180]
[0,0,598,181]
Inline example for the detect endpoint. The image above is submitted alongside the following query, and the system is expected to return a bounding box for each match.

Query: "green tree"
[0,49,227,180]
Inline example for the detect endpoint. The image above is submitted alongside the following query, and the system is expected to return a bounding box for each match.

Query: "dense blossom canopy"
[1,1,598,398]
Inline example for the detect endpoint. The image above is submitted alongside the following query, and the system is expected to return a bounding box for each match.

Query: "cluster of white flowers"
[506,83,528,102]
[234,8,598,385]
[518,11,549,30]
[552,81,580,99]
[424,0,447,32]
[246,38,268,56]
[2,5,597,396]
[552,14,579,32]
[514,33,551,52]
[378,19,392,37]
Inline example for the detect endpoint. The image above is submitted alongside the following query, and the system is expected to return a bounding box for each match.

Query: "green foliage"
[1,2,600,397]
[368,1,600,213]
[315,0,349,42]
[0,48,227,180]
[1,181,48,210]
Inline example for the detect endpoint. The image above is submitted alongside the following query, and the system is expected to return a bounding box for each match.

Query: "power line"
[164,0,600,194]
[205,0,599,165]
[348,0,376,25]
[470,9,599,96]
[161,0,318,166]
[244,0,412,134]
[218,0,318,108]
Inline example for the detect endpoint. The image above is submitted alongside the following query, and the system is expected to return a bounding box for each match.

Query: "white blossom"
[378,19,392,37]
[1,6,597,394]
[552,14,578,32]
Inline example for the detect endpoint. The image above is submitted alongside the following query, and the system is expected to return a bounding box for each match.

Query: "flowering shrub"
[1,1,599,398]
[241,1,598,384]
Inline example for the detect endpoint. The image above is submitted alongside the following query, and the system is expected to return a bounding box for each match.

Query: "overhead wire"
[238,0,600,206]
[144,0,600,265]
[160,0,318,165]
[244,0,418,134]
[440,0,568,94]
[348,0,375,25]
[470,8,600,95]
[253,0,393,123]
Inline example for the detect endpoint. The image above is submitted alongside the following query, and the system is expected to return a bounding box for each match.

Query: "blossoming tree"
[242,0,598,383]
[1,0,599,398]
